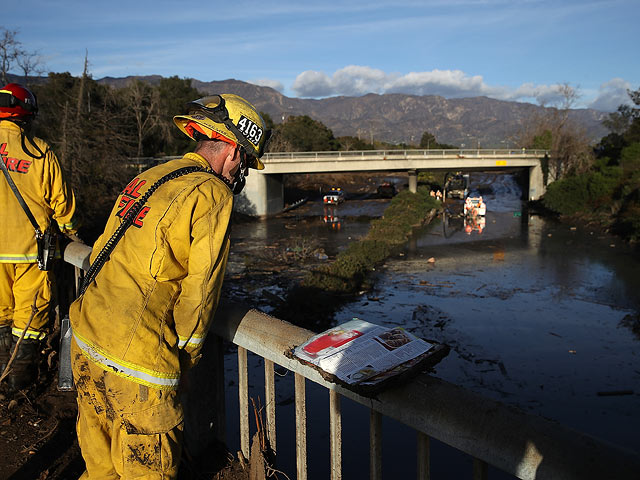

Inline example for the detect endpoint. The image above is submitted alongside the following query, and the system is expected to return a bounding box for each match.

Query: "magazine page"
[293,318,435,386]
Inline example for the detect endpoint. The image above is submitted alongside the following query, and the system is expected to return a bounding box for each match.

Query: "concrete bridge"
[242,148,549,216]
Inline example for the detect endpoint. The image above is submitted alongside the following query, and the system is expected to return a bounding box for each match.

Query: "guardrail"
[128,149,549,169]
[261,149,549,162]
[62,242,639,480]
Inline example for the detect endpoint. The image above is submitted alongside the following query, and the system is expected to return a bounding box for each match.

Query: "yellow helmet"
[173,94,271,170]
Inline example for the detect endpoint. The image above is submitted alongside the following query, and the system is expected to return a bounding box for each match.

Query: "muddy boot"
[0,326,11,373]
[6,336,40,392]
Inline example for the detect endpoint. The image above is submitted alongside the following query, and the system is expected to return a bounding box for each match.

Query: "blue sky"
[3,0,639,111]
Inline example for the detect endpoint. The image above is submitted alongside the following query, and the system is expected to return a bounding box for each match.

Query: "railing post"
[264,358,276,454]
[74,266,81,297]
[370,409,382,480]
[238,346,250,460]
[417,432,430,480]
[295,373,308,480]
[330,390,342,480]
[213,336,226,444]
[473,457,488,480]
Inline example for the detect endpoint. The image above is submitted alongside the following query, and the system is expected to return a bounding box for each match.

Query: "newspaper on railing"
[289,318,449,395]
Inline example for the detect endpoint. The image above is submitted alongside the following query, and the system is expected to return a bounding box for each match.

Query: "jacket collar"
[0,119,24,132]
[183,152,213,170]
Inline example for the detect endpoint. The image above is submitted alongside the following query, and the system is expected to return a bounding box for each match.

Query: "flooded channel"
[219,173,640,479]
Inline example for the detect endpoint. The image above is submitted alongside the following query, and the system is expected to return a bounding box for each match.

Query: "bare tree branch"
[0,28,20,84]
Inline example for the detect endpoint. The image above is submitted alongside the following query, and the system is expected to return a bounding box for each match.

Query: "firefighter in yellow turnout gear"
[0,83,78,392]
[70,94,270,479]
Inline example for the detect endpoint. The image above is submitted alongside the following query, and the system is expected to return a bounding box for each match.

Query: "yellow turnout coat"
[0,120,77,263]
[70,153,233,390]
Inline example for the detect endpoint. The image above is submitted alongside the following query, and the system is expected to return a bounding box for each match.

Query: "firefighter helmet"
[0,83,38,120]
[173,94,271,170]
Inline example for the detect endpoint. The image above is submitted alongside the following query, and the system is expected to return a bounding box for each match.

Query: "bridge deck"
[259,148,547,174]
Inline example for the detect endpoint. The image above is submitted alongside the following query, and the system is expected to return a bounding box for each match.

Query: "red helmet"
[0,83,38,120]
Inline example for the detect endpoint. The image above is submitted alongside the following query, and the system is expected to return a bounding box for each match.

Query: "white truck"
[464,196,486,216]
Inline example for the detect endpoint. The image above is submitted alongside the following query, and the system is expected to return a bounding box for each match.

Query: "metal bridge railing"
[62,242,639,480]
[128,149,549,170]
[260,149,549,163]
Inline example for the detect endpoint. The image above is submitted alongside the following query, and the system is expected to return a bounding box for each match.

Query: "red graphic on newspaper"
[302,329,363,357]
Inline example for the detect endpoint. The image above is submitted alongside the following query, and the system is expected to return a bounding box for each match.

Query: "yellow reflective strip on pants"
[11,327,45,340]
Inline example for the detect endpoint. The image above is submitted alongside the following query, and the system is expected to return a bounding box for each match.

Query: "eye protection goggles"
[187,95,271,159]
[0,90,37,113]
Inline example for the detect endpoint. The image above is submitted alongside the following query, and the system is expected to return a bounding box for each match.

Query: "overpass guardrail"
[261,149,549,163]
[61,242,638,480]
[128,149,549,170]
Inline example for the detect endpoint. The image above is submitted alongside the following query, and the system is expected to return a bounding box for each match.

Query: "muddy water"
[221,173,640,479]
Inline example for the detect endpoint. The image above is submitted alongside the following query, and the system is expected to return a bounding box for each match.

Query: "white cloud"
[387,70,488,98]
[291,65,629,111]
[588,78,632,112]
[292,71,336,97]
[249,78,285,93]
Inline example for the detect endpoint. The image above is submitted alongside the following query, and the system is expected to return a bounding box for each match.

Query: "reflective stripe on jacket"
[69,153,233,390]
[0,120,78,263]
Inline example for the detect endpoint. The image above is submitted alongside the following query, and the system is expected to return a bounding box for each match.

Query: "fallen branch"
[21,419,60,454]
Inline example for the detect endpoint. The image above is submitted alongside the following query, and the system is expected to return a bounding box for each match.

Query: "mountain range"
[98,76,609,148]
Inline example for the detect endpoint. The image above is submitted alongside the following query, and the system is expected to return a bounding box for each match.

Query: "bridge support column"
[408,170,418,193]
[528,164,545,201]
[237,173,284,217]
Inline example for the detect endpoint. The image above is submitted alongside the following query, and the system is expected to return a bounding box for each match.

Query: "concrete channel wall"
[63,242,639,480]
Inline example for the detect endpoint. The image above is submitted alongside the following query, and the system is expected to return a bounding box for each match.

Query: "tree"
[152,76,202,155]
[123,79,161,157]
[32,69,136,240]
[599,87,640,165]
[418,131,456,149]
[519,83,592,180]
[0,28,45,84]
[622,87,640,144]
[273,115,339,152]
[420,131,436,149]
[336,135,373,151]
[0,28,20,84]
[531,130,552,150]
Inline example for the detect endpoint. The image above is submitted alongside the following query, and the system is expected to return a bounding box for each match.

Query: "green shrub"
[542,176,590,215]
[621,142,640,173]
[542,168,622,215]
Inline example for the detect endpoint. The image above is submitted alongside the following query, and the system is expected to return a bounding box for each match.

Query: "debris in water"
[427,257,436,263]
[596,390,634,397]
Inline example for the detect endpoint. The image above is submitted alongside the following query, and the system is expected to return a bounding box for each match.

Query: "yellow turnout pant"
[0,262,52,339]
[71,339,184,479]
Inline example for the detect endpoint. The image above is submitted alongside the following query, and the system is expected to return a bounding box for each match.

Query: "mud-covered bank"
[228,179,442,332]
